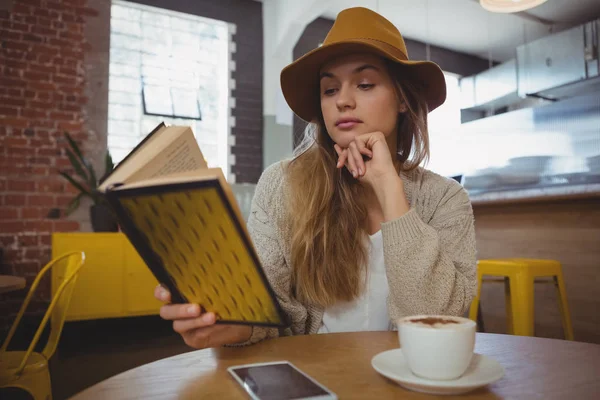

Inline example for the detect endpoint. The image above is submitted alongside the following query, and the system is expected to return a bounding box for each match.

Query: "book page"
[99,126,208,193]
[127,130,208,183]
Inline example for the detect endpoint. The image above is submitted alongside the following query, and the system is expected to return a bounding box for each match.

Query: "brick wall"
[131,0,264,183]
[0,0,107,328]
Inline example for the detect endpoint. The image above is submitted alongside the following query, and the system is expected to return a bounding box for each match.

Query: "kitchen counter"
[468,183,600,205]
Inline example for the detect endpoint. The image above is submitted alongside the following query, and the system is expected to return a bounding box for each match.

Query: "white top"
[317,230,391,333]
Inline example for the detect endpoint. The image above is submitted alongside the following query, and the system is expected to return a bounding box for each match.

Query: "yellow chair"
[469,258,574,340]
[0,251,85,400]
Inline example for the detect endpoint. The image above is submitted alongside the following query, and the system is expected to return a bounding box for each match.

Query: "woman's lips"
[336,121,360,129]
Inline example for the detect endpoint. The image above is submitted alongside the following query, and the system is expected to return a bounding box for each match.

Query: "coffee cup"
[397,315,476,380]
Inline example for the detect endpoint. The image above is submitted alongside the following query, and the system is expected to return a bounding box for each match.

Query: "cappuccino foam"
[406,317,466,329]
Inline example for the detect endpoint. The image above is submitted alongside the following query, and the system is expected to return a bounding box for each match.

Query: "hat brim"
[280,39,447,123]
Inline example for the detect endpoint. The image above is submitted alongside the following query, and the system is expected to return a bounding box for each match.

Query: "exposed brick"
[27,81,57,91]
[7,180,36,191]
[0,235,16,247]
[37,147,62,157]
[21,0,44,8]
[40,234,51,246]
[14,261,42,276]
[18,235,39,247]
[54,220,79,232]
[30,100,56,110]
[12,3,33,15]
[27,194,55,207]
[1,97,27,107]
[5,194,27,206]
[23,70,52,81]
[0,117,30,128]
[32,24,56,36]
[0,77,26,87]
[1,30,22,40]
[3,137,28,146]
[24,220,53,231]
[21,208,43,219]
[21,108,48,119]
[0,107,19,116]
[22,32,45,43]
[0,221,26,232]
[3,41,31,52]
[0,208,19,220]
[24,248,44,260]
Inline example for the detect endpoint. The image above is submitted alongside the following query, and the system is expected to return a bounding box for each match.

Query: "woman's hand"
[334,131,398,188]
[155,285,252,349]
[335,132,410,220]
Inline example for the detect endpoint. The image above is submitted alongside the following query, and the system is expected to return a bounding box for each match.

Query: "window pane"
[108,1,231,178]
[143,86,173,115]
[172,89,201,119]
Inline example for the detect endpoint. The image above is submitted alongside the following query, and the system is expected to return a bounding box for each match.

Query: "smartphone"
[228,361,338,400]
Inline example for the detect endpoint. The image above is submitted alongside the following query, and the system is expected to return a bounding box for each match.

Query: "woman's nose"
[336,84,356,110]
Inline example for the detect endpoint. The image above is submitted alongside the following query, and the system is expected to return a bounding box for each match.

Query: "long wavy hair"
[286,59,431,307]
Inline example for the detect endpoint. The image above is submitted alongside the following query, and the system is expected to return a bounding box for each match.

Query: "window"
[426,72,463,177]
[108,0,232,178]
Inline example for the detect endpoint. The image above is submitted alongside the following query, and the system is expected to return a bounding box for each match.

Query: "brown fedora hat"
[280,7,447,123]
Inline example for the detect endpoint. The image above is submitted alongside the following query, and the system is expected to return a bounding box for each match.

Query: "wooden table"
[0,275,26,294]
[70,332,600,400]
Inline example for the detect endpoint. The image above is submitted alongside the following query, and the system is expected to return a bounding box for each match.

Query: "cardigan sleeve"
[381,180,477,323]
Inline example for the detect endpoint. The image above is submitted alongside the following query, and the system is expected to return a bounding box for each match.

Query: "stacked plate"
[587,155,600,176]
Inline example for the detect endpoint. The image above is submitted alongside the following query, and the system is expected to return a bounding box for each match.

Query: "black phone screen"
[229,362,331,400]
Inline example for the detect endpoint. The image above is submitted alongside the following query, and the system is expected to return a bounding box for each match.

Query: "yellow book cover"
[98,123,286,327]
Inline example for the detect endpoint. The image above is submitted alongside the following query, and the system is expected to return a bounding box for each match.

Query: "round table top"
[70,332,600,400]
[0,275,26,294]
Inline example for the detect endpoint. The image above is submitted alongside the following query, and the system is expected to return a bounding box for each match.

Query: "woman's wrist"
[373,174,410,221]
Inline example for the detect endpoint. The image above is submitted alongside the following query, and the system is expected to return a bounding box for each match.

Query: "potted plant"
[59,132,119,232]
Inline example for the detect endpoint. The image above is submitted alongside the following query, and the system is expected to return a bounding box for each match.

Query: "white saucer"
[371,349,504,395]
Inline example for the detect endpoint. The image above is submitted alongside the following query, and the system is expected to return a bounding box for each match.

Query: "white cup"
[398,315,476,381]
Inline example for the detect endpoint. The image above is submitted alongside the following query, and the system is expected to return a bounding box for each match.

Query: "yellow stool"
[469,258,574,340]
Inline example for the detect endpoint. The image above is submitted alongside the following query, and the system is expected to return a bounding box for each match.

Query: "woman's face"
[319,53,404,148]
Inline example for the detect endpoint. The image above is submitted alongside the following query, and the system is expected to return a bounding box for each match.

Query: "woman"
[155,7,477,349]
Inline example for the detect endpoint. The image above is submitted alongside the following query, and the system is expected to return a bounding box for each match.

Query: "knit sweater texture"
[237,160,477,345]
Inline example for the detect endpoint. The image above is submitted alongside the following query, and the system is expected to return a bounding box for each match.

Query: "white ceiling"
[321,0,600,62]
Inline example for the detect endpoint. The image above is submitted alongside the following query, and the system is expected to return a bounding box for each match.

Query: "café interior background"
[0,0,599,398]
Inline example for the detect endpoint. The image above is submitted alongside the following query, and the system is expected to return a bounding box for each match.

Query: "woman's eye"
[358,83,374,90]
[323,88,337,96]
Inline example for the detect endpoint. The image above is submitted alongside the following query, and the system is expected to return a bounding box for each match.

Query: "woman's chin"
[333,130,362,147]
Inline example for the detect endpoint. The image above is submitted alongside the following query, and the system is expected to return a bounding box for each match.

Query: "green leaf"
[105,151,114,175]
[84,159,98,189]
[64,132,85,166]
[66,149,89,182]
[64,132,98,188]
[59,171,92,197]
[65,192,84,216]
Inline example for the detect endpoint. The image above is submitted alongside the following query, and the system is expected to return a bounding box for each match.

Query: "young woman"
[154,7,477,349]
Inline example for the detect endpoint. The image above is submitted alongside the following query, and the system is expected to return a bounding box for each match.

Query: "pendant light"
[480,0,548,13]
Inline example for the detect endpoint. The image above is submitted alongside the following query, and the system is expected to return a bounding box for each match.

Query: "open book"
[98,123,286,327]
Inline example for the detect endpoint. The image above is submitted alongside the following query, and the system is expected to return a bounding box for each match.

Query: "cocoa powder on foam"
[408,317,460,326]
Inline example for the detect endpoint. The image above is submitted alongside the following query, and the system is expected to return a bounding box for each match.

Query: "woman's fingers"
[160,303,201,320]
[348,142,365,177]
[154,284,171,302]
[334,144,347,168]
[172,312,216,334]
[355,139,373,159]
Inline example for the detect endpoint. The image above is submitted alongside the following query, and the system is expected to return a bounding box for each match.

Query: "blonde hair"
[286,60,430,307]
